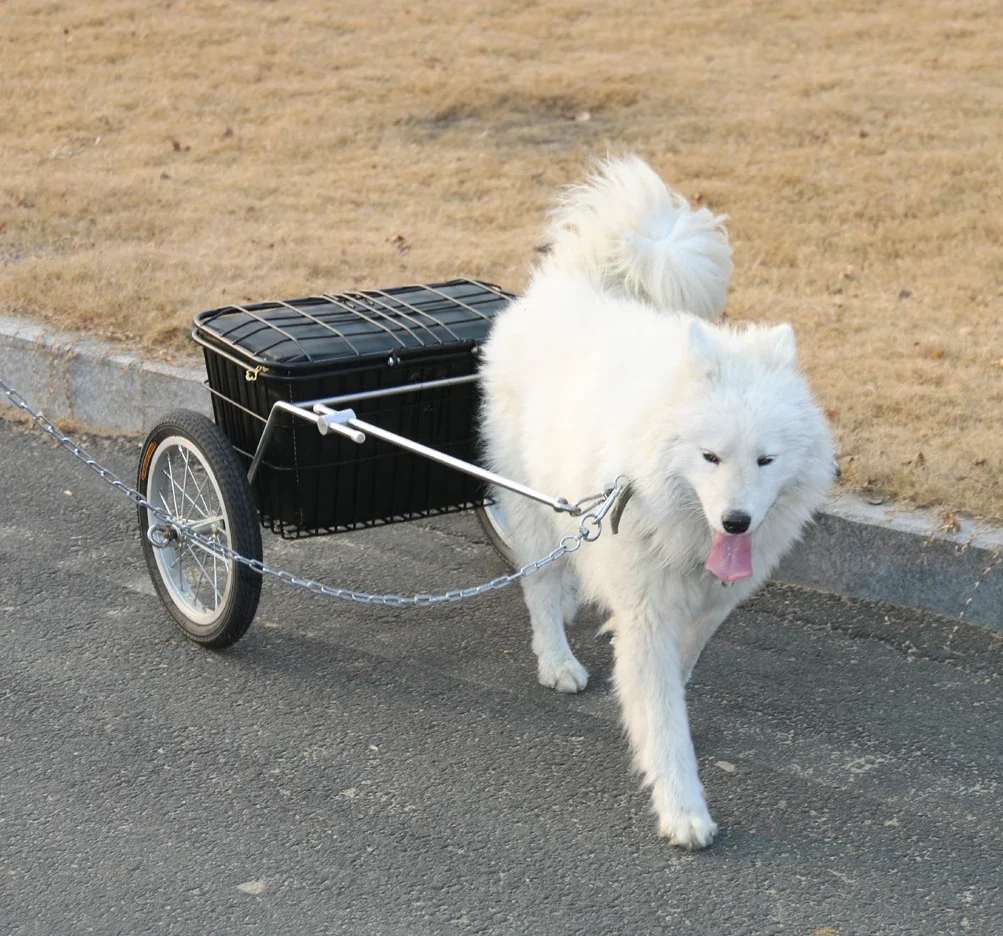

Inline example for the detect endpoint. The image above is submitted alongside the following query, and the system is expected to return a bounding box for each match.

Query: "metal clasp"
[579,513,603,542]
[576,477,629,543]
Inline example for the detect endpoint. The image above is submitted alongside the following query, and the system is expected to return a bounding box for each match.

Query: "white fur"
[480,156,835,848]
[540,154,734,320]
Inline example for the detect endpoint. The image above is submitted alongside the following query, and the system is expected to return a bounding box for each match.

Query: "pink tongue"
[705,532,753,582]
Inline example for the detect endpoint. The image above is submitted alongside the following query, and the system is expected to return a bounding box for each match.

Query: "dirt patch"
[1,0,1001,518]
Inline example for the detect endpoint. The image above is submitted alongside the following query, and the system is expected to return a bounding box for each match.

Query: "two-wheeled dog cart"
[137,279,610,647]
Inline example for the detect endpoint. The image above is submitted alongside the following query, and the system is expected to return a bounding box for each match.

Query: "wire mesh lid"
[194,279,514,371]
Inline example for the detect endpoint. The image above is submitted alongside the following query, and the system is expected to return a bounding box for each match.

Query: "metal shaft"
[342,415,571,513]
[247,393,574,514]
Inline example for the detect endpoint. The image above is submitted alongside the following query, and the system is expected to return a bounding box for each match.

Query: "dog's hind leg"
[610,608,717,849]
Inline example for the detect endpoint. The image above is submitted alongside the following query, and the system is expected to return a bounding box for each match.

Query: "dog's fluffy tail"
[540,155,733,321]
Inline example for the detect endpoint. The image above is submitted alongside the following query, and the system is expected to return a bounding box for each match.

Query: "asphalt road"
[1,417,1001,935]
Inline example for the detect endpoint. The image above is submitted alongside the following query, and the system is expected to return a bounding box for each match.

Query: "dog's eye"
[757,455,775,467]
[702,452,720,465]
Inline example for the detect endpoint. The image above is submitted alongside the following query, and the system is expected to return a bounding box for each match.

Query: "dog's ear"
[766,323,798,368]
[747,323,798,368]
[686,319,718,378]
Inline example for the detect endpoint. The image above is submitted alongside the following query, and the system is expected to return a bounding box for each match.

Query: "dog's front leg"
[611,612,717,849]
[522,567,589,693]
[678,604,734,684]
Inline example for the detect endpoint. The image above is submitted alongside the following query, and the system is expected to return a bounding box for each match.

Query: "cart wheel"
[137,409,262,648]
[475,499,515,569]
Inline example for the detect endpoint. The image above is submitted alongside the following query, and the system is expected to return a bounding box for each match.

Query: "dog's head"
[663,319,836,581]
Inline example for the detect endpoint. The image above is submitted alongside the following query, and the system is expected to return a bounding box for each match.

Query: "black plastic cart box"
[193,279,514,537]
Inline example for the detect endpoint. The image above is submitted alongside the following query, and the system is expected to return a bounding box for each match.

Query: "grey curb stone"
[776,494,1001,630]
[0,315,211,433]
[1,314,1000,630]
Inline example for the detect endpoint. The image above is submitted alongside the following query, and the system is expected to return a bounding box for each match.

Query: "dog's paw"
[657,807,718,850]
[538,654,589,693]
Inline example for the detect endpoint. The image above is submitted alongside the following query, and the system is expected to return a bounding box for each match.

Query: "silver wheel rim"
[147,436,233,632]
[481,498,514,561]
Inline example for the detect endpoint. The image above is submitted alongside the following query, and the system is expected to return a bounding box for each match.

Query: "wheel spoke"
[189,467,215,518]
[185,543,212,606]
[183,538,226,603]
[179,447,192,520]
[167,464,213,520]
[211,549,219,611]
[165,453,180,518]
[180,448,215,519]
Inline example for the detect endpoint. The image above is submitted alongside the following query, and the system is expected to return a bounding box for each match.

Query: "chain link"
[0,374,623,608]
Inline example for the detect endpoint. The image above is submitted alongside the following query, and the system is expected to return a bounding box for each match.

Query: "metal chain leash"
[0,375,623,608]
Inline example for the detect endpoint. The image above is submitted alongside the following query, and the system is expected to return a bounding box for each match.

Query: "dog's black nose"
[722,511,751,535]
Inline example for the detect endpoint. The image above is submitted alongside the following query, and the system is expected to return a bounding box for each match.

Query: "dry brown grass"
[2,0,1002,518]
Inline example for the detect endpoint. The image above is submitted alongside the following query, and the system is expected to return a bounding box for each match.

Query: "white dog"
[479,156,836,848]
